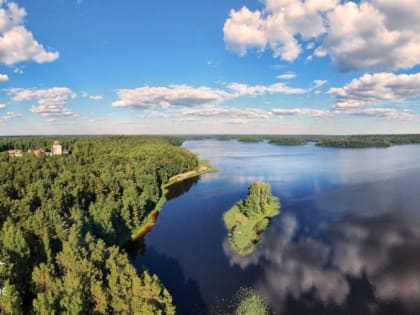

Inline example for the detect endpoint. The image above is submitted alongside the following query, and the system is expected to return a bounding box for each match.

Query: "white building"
[51,141,63,155]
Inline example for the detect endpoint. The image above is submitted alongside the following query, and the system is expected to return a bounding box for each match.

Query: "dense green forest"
[223,182,280,257]
[0,136,199,314]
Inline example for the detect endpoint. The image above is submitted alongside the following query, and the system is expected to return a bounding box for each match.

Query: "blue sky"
[0,0,420,135]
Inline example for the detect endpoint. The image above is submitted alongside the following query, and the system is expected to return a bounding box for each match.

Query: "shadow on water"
[134,247,208,315]
[165,175,200,200]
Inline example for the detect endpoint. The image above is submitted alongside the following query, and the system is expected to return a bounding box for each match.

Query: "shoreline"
[130,160,217,241]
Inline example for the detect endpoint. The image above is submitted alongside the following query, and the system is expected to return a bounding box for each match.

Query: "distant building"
[8,150,23,157]
[51,141,63,155]
[33,149,44,157]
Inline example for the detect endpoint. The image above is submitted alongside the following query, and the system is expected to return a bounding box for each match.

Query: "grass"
[223,182,280,256]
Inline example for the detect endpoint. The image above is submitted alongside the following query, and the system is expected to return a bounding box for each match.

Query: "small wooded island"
[223,182,280,256]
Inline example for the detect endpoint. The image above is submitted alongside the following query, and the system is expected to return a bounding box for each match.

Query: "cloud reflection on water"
[224,212,420,313]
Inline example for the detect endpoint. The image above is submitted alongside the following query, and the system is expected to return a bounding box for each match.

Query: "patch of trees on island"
[223,182,280,257]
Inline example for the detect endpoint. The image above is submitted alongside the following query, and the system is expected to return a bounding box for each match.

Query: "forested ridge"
[0,136,198,314]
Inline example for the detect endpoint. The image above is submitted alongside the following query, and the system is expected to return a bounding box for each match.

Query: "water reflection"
[135,140,420,314]
[224,212,420,314]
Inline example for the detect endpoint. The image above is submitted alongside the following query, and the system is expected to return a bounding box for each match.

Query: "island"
[223,182,280,256]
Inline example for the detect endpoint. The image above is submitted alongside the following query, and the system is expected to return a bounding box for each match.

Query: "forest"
[223,182,280,257]
[0,136,199,314]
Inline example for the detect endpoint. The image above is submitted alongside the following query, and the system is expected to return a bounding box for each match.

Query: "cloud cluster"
[272,108,332,118]
[0,1,58,65]
[113,81,307,110]
[224,0,420,71]
[112,85,232,109]
[182,106,271,124]
[338,107,417,120]
[228,81,307,96]
[329,72,420,109]
[0,111,21,122]
[0,73,8,82]
[8,87,77,117]
[0,103,5,109]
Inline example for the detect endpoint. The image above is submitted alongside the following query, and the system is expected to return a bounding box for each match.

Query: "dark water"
[134,140,420,315]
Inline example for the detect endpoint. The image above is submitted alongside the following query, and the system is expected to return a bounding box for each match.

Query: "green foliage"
[0,136,196,314]
[268,137,308,145]
[234,288,269,315]
[223,182,280,256]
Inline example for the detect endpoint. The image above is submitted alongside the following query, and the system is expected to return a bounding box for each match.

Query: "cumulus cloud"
[0,73,8,82]
[0,111,21,122]
[113,82,308,110]
[112,85,232,109]
[329,72,420,109]
[0,1,59,65]
[224,0,420,71]
[0,103,5,109]
[224,1,336,61]
[8,87,77,117]
[272,108,333,118]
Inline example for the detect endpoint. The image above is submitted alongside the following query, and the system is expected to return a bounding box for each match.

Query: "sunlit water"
[134,140,420,315]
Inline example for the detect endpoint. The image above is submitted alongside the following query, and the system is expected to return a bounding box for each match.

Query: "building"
[33,149,44,157]
[8,150,23,157]
[51,141,63,155]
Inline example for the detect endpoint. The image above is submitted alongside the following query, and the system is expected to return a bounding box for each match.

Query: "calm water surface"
[134,140,420,314]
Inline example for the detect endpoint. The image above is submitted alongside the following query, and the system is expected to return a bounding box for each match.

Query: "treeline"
[0,136,198,314]
[316,134,420,148]
[177,134,420,148]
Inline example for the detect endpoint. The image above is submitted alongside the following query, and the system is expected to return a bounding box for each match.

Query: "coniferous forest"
[0,136,199,314]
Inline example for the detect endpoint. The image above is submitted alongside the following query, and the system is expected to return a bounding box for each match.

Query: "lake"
[134,140,420,315]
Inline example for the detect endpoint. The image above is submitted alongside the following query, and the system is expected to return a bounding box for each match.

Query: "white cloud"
[223,0,337,62]
[276,72,296,80]
[113,81,308,110]
[81,91,103,101]
[112,85,232,109]
[224,0,420,71]
[182,106,271,122]
[336,108,417,120]
[228,82,307,96]
[223,7,267,57]
[8,87,77,117]
[89,95,103,101]
[329,72,420,109]
[313,79,327,88]
[0,1,59,65]
[323,0,420,71]
[0,111,20,122]
[272,108,333,118]
[0,103,6,109]
[0,73,8,81]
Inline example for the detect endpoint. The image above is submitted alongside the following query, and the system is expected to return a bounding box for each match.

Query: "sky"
[0,0,420,135]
